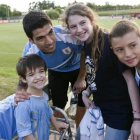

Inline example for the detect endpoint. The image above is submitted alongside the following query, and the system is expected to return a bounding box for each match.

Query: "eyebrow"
[35,28,53,40]
[128,41,136,45]
[26,71,33,75]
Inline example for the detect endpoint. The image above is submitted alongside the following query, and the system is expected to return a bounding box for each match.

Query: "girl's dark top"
[84,33,133,130]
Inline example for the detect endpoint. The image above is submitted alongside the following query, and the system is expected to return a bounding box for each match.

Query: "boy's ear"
[19,76,27,83]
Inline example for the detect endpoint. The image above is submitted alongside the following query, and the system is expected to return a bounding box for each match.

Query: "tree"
[0,4,11,19]
[29,0,55,11]
[12,9,22,16]
[55,7,62,14]
[46,10,59,19]
[86,2,96,9]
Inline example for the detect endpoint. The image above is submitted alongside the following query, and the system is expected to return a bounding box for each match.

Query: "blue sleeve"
[15,103,32,138]
[22,41,33,56]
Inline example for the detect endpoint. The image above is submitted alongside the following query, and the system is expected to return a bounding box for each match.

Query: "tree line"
[0,0,140,19]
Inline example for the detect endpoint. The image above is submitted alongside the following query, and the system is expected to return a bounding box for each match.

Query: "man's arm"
[16,79,27,91]
[123,69,140,139]
[14,80,29,105]
[73,50,86,93]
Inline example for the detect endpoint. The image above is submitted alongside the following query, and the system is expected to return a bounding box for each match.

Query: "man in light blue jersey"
[15,10,86,128]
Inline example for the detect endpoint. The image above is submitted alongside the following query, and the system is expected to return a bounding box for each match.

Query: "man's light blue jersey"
[15,92,53,139]
[22,25,83,72]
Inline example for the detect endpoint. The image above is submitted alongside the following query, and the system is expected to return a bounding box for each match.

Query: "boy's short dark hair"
[16,54,47,79]
[23,10,52,40]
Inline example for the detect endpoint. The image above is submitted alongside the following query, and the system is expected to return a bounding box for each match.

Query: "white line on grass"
[0,52,21,55]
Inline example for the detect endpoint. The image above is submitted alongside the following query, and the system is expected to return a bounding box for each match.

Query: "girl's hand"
[82,94,96,108]
[131,121,140,140]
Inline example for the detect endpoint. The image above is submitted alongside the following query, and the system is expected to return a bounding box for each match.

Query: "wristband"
[132,110,140,113]
[133,118,140,121]
[82,90,91,96]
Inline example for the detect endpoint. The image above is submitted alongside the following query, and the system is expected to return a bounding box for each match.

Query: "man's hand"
[14,89,30,106]
[73,78,86,94]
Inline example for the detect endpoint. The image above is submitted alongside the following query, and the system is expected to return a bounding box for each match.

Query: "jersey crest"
[62,46,72,55]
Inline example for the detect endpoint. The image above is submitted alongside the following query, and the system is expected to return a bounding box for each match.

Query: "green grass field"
[0,18,140,100]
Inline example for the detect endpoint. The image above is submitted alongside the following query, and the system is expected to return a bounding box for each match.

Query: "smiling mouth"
[46,44,53,48]
[126,57,136,63]
[35,80,43,84]
[77,31,86,37]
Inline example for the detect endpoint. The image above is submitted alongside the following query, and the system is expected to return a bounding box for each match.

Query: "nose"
[77,25,82,32]
[35,73,41,79]
[45,36,53,44]
[125,48,132,57]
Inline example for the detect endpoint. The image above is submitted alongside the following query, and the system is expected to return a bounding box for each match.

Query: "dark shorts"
[48,69,86,109]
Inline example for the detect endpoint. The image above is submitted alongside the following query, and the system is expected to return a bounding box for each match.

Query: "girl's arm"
[73,50,86,93]
[24,134,36,140]
[82,86,96,108]
[123,69,140,139]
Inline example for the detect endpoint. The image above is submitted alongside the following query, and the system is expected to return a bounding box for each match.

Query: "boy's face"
[23,67,46,91]
[111,31,140,67]
[29,24,56,54]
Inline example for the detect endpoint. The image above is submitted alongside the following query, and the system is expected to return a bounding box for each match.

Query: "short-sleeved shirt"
[15,92,53,139]
[84,33,132,130]
[22,25,83,72]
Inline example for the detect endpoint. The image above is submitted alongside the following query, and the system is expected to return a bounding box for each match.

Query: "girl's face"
[111,31,140,67]
[68,15,94,43]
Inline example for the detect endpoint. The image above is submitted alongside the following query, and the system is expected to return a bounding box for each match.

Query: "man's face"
[29,24,56,54]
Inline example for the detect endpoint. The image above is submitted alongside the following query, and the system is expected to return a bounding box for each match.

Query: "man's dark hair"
[16,54,47,79]
[23,10,52,40]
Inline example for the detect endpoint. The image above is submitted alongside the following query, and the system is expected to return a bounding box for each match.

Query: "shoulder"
[102,33,111,50]
[17,100,30,109]
[103,33,109,43]
[53,25,83,45]
[22,41,39,56]
[53,25,71,34]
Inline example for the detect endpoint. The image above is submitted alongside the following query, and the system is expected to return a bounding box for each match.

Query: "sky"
[0,0,140,12]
